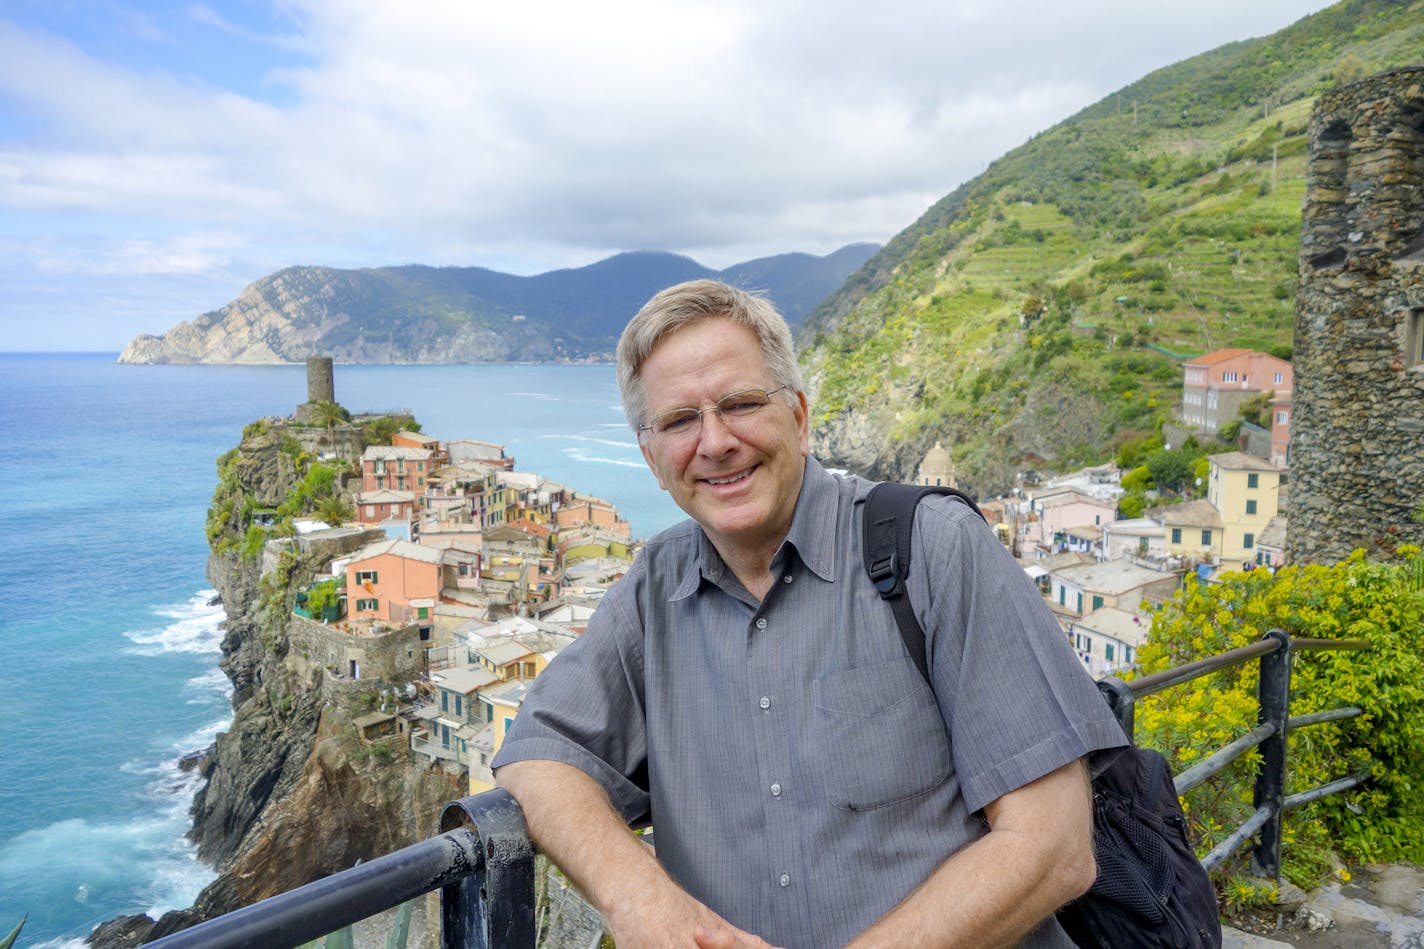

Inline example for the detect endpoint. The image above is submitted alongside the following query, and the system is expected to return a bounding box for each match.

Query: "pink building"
[1025,489,1118,557]
[555,495,631,538]
[1270,391,1292,467]
[344,538,479,625]
[355,489,418,526]
[361,445,435,494]
[1181,349,1293,435]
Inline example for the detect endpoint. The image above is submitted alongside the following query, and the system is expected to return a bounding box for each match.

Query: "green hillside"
[801,0,1424,494]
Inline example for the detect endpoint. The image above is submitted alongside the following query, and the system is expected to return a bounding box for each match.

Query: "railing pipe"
[1251,629,1292,880]
[1284,774,1368,811]
[1173,722,1277,795]
[144,827,483,949]
[1201,804,1275,872]
[1128,637,1282,699]
[1289,707,1363,729]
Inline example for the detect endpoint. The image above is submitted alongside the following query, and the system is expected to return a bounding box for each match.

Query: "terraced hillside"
[800,0,1423,494]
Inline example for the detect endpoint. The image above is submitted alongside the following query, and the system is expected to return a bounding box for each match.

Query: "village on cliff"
[264,342,1304,803]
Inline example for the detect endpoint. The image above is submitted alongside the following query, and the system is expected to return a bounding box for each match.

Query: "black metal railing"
[146,628,1369,949]
[1096,628,1371,877]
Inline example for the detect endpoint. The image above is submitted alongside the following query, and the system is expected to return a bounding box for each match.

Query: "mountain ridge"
[118,244,879,365]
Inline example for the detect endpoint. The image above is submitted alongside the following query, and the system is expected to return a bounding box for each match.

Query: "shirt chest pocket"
[811,657,952,811]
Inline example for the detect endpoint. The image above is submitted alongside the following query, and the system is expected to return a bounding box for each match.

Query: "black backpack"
[862,482,1222,949]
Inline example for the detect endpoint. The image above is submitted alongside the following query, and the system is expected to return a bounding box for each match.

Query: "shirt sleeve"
[908,496,1128,815]
[491,575,653,825]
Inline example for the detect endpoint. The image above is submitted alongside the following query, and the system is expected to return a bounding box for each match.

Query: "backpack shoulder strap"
[862,482,984,684]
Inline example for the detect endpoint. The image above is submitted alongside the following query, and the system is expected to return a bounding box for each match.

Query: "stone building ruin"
[1287,67,1424,564]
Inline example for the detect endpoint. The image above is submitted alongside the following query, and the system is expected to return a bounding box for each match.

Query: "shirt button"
[755,617,768,630]
[759,696,771,710]
[770,782,782,797]
[782,574,793,584]
[779,872,791,888]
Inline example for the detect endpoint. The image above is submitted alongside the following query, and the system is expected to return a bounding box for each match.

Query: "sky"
[0,0,1339,352]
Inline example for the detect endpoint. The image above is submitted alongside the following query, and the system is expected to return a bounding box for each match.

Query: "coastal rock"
[89,414,466,948]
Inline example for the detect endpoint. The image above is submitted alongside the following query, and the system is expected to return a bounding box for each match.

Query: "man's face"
[637,318,809,562]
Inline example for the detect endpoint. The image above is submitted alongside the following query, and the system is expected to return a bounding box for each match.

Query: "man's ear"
[640,441,669,490]
[793,389,810,457]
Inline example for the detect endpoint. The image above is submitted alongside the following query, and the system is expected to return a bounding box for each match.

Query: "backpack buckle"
[868,552,901,598]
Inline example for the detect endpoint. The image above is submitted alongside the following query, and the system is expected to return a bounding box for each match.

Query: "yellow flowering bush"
[1132,548,1424,889]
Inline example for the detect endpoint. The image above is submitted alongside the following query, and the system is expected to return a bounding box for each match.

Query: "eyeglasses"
[638,386,790,443]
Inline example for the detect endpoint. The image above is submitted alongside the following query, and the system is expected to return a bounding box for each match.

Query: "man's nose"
[696,408,740,454]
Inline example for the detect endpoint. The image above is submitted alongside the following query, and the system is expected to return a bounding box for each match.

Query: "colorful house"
[1025,488,1117,557]
[1181,349,1293,435]
[1207,452,1284,570]
[1161,499,1226,565]
[1068,607,1148,676]
[361,445,434,494]
[344,537,479,626]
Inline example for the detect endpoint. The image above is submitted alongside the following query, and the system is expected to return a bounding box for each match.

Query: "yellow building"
[1207,452,1284,570]
[1161,499,1225,565]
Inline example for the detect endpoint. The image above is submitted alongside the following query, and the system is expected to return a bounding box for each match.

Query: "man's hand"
[497,759,784,949]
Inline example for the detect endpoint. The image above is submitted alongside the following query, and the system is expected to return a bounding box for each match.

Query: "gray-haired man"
[494,280,1126,949]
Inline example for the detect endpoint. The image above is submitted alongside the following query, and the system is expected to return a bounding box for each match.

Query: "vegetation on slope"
[800,0,1424,493]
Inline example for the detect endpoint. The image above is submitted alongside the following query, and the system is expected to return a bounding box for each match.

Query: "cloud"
[0,0,1336,348]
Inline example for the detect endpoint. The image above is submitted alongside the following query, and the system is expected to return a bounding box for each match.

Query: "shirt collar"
[668,455,840,601]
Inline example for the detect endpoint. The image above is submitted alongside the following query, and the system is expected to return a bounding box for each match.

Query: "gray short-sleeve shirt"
[494,457,1127,948]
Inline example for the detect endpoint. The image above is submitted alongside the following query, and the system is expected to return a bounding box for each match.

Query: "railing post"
[1251,628,1291,880]
[1097,677,1136,741]
[440,789,537,949]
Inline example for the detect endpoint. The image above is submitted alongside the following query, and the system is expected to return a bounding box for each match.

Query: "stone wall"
[287,613,426,686]
[1288,67,1424,564]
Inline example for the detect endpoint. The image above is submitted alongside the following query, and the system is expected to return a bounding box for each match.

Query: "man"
[494,280,1127,948]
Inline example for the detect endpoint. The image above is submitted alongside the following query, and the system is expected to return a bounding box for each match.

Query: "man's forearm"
[846,759,1095,949]
[494,759,665,914]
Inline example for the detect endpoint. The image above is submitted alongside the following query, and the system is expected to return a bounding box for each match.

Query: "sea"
[0,353,682,948]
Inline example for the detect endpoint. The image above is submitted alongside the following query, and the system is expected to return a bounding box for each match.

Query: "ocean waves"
[124,591,225,656]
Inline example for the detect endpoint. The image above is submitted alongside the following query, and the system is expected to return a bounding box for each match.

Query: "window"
[1058,585,1066,606]
[1247,473,1259,489]
[417,606,429,619]
[1076,592,1083,613]
[1244,533,1255,549]
[356,570,378,585]
[355,598,378,611]
[1406,309,1424,369]
[1201,529,1213,546]
[441,691,449,712]
[1277,411,1289,424]
[1125,647,1133,663]
[1246,500,1257,515]
[1091,595,1104,611]
[1274,372,1283,384]
[1105,644,1115,662]
[455,694,463,717]
[1171,528,1182,545]
[1223,371,1238,383]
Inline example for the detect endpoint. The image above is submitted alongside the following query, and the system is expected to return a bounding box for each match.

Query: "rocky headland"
[88,418,461,948]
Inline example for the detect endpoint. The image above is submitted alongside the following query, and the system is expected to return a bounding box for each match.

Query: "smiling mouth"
[704,466,756,486]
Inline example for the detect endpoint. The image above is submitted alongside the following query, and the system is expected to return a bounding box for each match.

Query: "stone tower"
[306,356,335,405]
[1287,67,1424,564]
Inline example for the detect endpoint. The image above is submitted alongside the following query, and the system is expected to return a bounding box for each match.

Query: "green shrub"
[1134,549,1424,888]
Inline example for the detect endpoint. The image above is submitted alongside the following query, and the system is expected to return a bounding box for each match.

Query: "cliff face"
[89,418,459,948]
